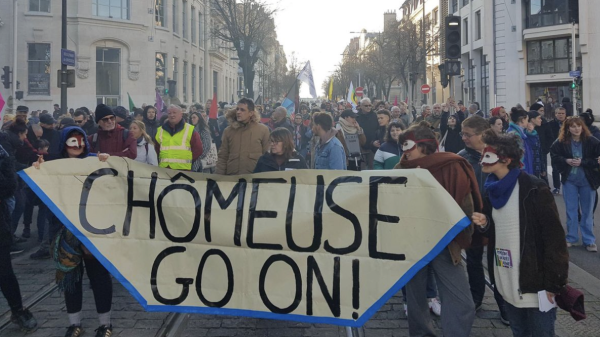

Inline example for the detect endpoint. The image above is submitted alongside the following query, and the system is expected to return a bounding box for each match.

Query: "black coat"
[81,119,99,136]
[535,120,555,156]
[253,153,308,173]
[550,137,600,189]
[482,172,568,294]
[0,146,17,248]
[440,111,465,154]
[356,111,378,151]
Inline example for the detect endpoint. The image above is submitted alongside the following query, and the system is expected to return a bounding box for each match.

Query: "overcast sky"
[264,0,399,97]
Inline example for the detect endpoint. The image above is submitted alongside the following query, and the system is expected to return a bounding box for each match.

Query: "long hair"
[270,128,295,160]
[384,121,405,143]
[130,120,154,145]
[558,117,592,144]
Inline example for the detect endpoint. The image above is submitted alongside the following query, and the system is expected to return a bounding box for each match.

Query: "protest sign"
[19,158,469,327]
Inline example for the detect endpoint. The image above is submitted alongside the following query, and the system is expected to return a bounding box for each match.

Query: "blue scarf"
[484,168,521,209]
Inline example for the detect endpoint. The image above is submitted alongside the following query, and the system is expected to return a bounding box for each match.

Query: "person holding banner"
[142,105,160,141]
[472,130,568,336]
[395,122,481,336]
[253,128,307,172]
[32,126,115,337]
[312,112,347,170]
[335,109,366,171]
[154,105,204,171]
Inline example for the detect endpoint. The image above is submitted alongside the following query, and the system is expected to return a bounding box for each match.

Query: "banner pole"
[345,326,354,337]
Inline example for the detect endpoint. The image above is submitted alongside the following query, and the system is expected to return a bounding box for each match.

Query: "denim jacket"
[314,130,347,170]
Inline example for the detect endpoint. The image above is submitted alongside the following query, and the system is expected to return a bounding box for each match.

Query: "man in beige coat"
[216,98,270,175]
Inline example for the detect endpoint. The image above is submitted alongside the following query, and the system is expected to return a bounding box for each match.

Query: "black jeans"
[0,245,23,312]
[466,246,506,310]
[64,257,112,314]
[551,162,561,190]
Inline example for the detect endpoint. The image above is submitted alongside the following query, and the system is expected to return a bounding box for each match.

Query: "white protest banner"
[19,158,469,327]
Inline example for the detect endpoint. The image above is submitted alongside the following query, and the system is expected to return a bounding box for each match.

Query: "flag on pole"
[297,61,317,99]
[209,92,218,119]
[155,89,165,118]
[328,78,334,101]
[282,81,299,116]
[347,82,357,109]
[127,92,136,111]
[0,91,5,120]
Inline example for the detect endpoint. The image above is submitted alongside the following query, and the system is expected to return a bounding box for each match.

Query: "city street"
[1,170,599,337]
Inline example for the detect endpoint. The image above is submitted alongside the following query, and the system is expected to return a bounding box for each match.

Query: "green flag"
[127,92,135,111]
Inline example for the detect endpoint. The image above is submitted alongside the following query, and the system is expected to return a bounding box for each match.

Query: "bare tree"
[211,0,277,99]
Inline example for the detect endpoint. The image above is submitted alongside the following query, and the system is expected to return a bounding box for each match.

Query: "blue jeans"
[402,265,437,302]
[504,302,556,337]
[563,181,596,245]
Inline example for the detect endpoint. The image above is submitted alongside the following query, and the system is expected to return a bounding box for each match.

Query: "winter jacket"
[507,122,534,175]
[291,124,311,152]
[356,111,378,152]
[425,114,442,132]
[27,125,60,154]
[589,125,600,140]
[216,109,270,175]
[88,124,137,159]
[458,146,488,248]
[536,120,554,156]
[271,119,294,134]
[0,130,38,171]
[134,138,158,166]
[374,141,401,170]
[547,119,563,141]
[550,137,600,189]
[143,117,160,141]
[0,145,17,248]
[314,129,347,170]
[440,111,464,154]
[524,129,543,178]
[253,153,308,173]
[481,171,569,294]
[81,119,99,136]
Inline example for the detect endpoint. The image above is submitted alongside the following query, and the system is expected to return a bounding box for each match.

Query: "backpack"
[91,129,129,153]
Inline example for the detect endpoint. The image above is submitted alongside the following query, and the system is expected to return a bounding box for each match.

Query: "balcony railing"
[526,0,578,28]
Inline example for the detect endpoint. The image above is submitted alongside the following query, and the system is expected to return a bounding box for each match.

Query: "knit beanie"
[113,106,129,120]
[94,104,115,123]
[529,103,543,112]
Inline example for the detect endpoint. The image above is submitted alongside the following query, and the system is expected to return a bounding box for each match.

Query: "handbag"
[201,142,218,169]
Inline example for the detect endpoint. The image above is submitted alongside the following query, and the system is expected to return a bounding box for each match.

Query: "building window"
[527,38,573,75]
[432,7,438,26]
[155,0,165,27]
[172,0,178,34]
[463,18,468,45]
[183,61,188,102]
[451,0,458,13]
[182,0,188,39]
[172,57,178,98]
[96,47,121,107]
[29,0,50,12]
[213,71,218,97]
[481,54,489,113]
[192,65,196,103]
[199,11,204,47]
[92,0,129,20]
[199,67,203,102]
[462,0,469,7]
[526,0,578,28]
[27,43,51,96]
[156,52,166,93]
[191,7,196,43]
[468,58,475,103]
[475,11,481,40]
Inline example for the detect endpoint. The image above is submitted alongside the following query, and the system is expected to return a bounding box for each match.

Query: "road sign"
[421,84,431,94]
[61,49,76,67]
[446,61,461,76]
[569,70,581,78]
[57,70,76,88]
[355,86,364,97]
[20,160,470,328]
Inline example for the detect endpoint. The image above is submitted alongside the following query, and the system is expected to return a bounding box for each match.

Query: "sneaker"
[566,241,572,248]
[94,324,113,337]
[30,248,51,260]
[13,235,27,244]
[499,306,510,326]
[65,325,84,337]
[10,244,24,255]
[586,244,598,252]
[403,303,408,317]
[10,308,37,333]
[22,228,31,239]
[552,188,560,195]
[428,298,441,316]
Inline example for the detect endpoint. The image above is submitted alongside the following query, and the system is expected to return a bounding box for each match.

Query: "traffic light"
[1,66,11,89]
[438,64,448,88]
[15,91,23,100]
[164,87,169,96]
[571,79,577,89]
[167,80,177,98]
[445,16,461,60]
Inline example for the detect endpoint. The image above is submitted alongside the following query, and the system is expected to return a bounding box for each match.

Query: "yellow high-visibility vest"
[156,123,194,170]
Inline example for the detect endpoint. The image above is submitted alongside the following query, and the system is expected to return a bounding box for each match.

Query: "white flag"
[347,81,357,111]
[297,61,317,99]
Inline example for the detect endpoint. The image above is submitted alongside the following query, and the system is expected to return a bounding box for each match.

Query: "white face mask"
[480,146,502,166]
[65,135,85,149]
[402,139,417,152]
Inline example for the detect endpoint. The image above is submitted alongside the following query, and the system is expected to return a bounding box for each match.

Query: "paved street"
[1,170,599,336]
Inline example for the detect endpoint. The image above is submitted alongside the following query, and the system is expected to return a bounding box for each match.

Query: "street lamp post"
[60,0,67,115]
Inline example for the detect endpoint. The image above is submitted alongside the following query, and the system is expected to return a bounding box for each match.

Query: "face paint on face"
[66,134,85,150]
[480,146,504,166]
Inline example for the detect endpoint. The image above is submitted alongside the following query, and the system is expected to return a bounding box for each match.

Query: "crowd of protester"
[0,94,594,336]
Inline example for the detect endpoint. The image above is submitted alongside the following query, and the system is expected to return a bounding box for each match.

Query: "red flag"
[404,97,409,104]
[0,91,5,118]
[394,96,398,106]
[209,92,218,119]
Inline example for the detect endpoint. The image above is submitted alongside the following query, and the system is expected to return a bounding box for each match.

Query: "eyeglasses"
[100,116,115,122]
[459,132,479,138]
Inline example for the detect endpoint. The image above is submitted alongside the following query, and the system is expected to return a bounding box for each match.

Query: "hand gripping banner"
[19,158,470,327]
